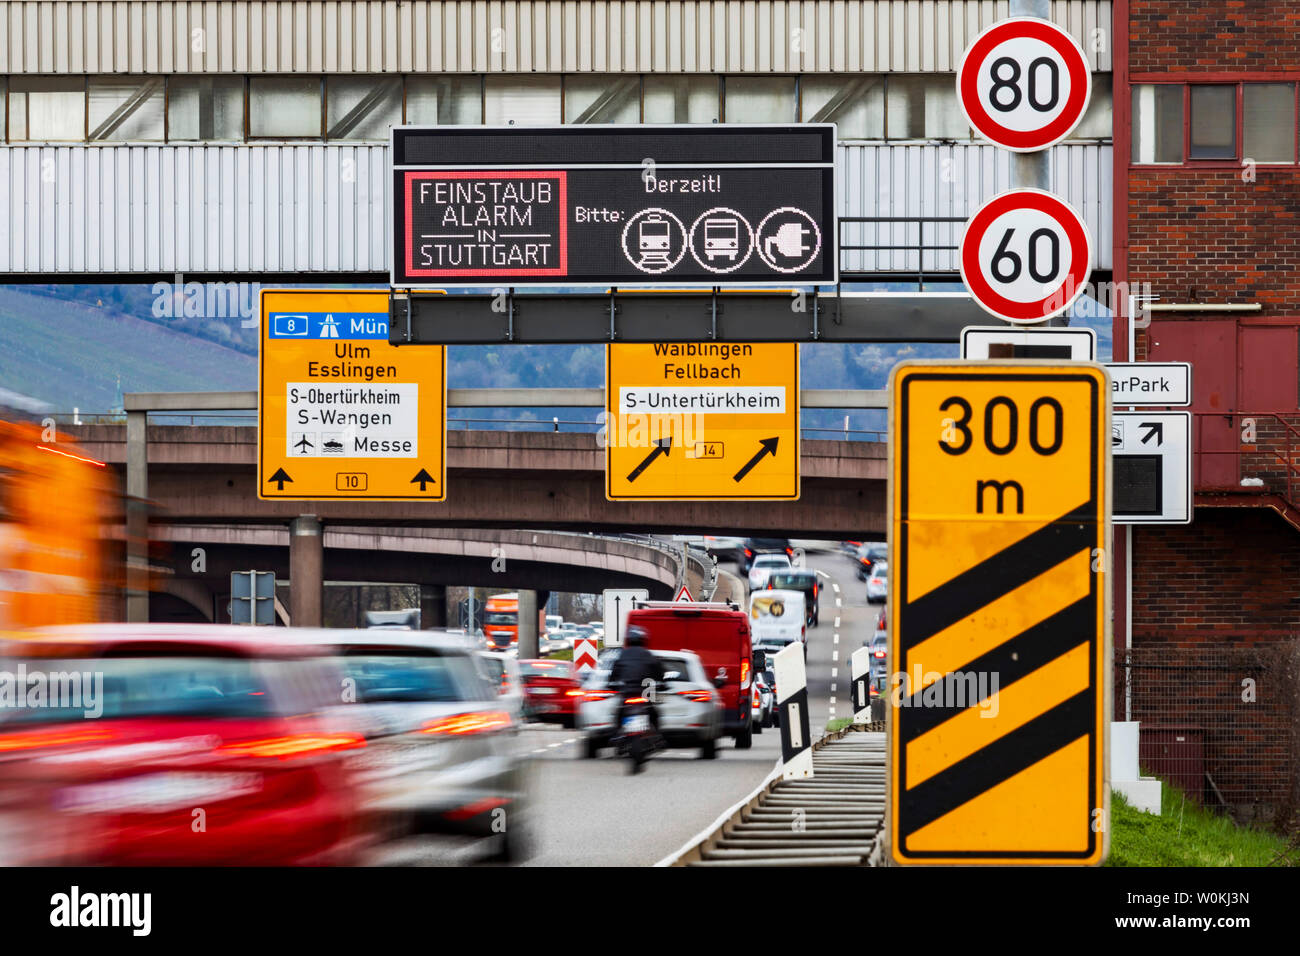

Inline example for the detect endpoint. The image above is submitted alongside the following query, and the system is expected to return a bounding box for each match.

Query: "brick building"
[1114,0,1300,822]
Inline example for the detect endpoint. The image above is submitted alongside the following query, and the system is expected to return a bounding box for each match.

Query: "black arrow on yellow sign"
[627,437,672,483]
[267,467,293,491]
[733,437,779,482]
[411,468,437,491]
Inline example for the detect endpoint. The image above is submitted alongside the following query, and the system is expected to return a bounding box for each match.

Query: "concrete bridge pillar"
[516,589,539,659]
[420,584,448,629]
[289,516,323,628]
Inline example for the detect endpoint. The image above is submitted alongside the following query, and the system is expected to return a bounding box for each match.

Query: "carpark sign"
[888,361,1110,865]
[957,17,1093,152]
[960,189,1093,324]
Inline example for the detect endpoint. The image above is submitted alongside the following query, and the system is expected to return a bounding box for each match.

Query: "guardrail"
[656,726,886,867]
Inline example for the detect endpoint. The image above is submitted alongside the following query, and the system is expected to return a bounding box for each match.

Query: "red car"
[0,625,368,866]
[517,659,583,728]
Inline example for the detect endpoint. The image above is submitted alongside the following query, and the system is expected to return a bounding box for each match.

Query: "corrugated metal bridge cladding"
[0,142,1111,275]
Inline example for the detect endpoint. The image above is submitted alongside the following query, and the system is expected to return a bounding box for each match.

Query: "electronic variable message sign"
[390,125,837,288]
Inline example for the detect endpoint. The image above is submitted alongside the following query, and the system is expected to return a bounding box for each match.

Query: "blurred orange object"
[0,420,113,631]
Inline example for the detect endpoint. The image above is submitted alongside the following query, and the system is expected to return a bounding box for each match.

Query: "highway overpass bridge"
[65,389,887,624]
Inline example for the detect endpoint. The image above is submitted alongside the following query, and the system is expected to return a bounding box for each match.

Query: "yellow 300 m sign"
[888,361,1110,866]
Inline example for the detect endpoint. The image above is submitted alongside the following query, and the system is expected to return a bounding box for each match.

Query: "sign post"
[888,361,1110,866]
[605,343,800,501]
[259,290,446,501]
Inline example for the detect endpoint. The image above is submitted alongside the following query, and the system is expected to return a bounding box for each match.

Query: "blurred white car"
[475,651,524,717]
[749,589,807,651]
[747,552,792,591]
[751,672,774,731]
[866,561,889,603]
[577,649,722,759]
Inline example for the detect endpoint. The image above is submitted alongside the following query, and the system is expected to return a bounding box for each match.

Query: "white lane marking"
[834,616,841,628]
[833,633,840,645]
[565,738,577,744]
[832,583,841,593]
[831,683,837,693]
[829,696,837,704]
[835,598,843,608]
[815,570,831,579]
[532,748,547,754]
[547,741,564,748]
[831,667,838,678]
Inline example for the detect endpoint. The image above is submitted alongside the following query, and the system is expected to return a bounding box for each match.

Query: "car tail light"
[564,689,585,697]
[813,582,819,597]
[677,690,712,703]
[802,625,807,637]
[0,727,114,753]
[785,547,793,555]
[740,660,750,684]
[874,649,887,658]
[420,711,512,736]
[623,697,649,705]
[217,732,366,760]
[584,690,616,702]
[744,548,752,557]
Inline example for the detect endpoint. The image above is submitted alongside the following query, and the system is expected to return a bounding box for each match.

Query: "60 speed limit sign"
[960,189,1093,324]
[957,17,1092,152]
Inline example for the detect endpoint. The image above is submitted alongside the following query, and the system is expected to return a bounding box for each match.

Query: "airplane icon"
[292,433,315,454]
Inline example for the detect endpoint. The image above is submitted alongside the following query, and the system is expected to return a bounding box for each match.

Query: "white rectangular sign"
[1112,411,1192,524]
[286,382,419,458]
[1106,362,1192,407]
[602,588,648,648]
[960,326,1096,361]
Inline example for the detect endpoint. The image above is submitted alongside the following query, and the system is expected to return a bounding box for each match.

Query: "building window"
[1073,73,1113,140]
[484,76,561,126]
[1244,83,1295,163]
[405,75,482,125]
[8,77,86,141]
[643,75,718,124]
[326,76,402,139]
[886,75,968,140]
[725,76,797,123]
[1189,85,1236,160]
[168,77,245,141]
[564,75,640,124]
[1131,84,1184,163]
[248,77,322,138]
[88,77,165,141]
[801,76,885,139]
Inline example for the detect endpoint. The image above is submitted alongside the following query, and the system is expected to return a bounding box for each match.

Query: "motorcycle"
[614,692,664,774]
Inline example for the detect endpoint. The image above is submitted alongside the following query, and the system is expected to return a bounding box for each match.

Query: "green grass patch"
[1106,783,1294,867]
[826,718,853,733]
[546,648,574,661]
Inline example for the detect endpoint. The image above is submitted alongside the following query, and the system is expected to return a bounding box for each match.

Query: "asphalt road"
[374,543,880,866]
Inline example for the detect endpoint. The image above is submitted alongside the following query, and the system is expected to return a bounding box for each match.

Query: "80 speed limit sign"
[957,17,1092,152]
[960,189,1093,324]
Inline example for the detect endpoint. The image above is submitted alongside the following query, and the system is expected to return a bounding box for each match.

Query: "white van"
[749,589,807,649]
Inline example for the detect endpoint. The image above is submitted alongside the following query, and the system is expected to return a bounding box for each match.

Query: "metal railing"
[838,215,966,288]
[1191,412,1300,503]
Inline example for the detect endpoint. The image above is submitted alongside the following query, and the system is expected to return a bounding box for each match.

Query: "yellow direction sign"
[259,289,446,501]
[605,343,799,500]
[887,361,1110,866]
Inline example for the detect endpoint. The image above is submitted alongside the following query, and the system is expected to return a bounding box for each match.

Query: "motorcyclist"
[609,625,666,734]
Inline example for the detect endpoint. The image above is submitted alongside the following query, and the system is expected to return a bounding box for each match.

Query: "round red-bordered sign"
[957,17,1092,152]
[960,189,1093,324]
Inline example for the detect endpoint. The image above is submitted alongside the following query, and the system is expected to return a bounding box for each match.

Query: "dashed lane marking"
[831,667,838,678]
[835,616,841,628]
[832,650,839,662]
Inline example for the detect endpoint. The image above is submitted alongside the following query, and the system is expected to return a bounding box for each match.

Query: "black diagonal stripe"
[900,690,1093,838]
[901,502,1095,652]
[899,595,1095,742]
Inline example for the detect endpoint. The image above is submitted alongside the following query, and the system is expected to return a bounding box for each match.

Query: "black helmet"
[625,626,648,648]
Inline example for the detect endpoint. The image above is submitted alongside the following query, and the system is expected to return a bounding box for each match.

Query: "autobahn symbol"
[960,189,1093,325]
[957,17,1093,152]
[888,361,1110,865]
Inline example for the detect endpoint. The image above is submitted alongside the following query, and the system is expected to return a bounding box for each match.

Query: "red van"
[625,602,753,749]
